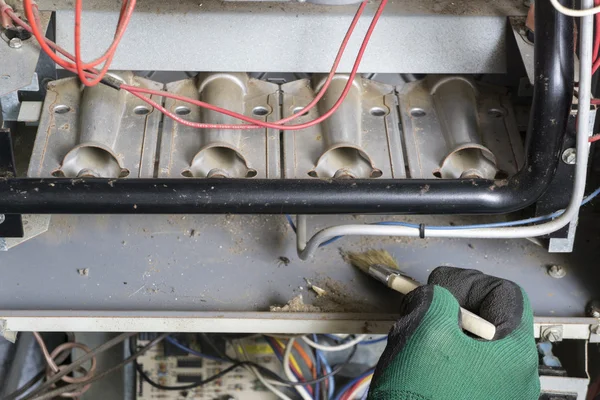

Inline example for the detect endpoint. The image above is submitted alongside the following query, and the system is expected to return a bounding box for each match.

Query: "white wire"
[294,1,595,260]
[296,10,593,260]
[236,340,294,400]
[301,334,368,352]
[249,365,294,400]
[550,0,600,17]
[347,378,372,400]
[283,338,314,400]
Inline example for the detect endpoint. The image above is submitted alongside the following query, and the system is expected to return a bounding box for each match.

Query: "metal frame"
[0,312,595,337]
[0,0,575,216]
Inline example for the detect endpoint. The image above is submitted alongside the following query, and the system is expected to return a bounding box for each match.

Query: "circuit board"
[135,336,281,400]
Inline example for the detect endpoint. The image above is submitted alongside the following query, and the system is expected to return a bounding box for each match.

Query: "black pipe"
[0,0,574,215]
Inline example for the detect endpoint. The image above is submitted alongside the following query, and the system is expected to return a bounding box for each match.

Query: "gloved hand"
[368,267,540,400]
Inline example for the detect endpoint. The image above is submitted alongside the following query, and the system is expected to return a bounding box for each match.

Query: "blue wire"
[316,350,335,400]
[265,337,315,398]
[286,214,297,233]
[165,336,225,362]
[285,186,600,247]
[332,369,375,400]
[313,334,321,400]
[358,337,387,345]
[582,186,600,205]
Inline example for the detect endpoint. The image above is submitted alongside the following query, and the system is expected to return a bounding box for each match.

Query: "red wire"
[21,0,134,86]
[6,0,386,131]
[74,0,136,86]
[589,134,600,142]
[122,0,387,130]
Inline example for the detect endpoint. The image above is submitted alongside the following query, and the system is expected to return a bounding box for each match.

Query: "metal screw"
[542,326,563,343]
[586,300,600,318]
[8,38,22,49]
[0,214,4,225]
[547,265,566,279]
[562,148,577,165]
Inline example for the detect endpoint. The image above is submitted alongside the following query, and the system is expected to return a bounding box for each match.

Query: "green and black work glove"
[368,267,540,400]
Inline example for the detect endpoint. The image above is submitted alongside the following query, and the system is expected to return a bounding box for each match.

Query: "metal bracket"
[0,320,17,343]
[541,325,564,342]
[0,129,24,240]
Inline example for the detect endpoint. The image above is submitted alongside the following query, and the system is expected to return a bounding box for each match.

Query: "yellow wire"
[274,338,304,377]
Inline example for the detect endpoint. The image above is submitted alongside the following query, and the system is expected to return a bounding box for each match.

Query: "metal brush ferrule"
[367,264,399,285]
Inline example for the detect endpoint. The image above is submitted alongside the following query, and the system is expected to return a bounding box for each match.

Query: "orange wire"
[293,341,317,379]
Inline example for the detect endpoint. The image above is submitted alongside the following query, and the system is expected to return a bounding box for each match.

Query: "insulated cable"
[32,332,97,398]
[333,369,375,400]
[235,340,295,400]
[20,332,137,400]
[296,0,595,259]
[20,0,136,86]
[27,333,167,400]
[3,0,385,132]
[301,335,368,352]
[283,338,315,400]
[289,185,600,249]
[550,0,600,17]
[122,0,387,131]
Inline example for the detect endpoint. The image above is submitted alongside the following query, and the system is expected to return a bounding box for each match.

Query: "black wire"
[134,358,255,391]
[133,335,357,390]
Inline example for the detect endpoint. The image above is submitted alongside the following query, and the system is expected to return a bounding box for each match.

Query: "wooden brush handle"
[388,274,496,340]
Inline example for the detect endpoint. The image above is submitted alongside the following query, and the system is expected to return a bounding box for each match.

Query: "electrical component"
[135,335,287,400]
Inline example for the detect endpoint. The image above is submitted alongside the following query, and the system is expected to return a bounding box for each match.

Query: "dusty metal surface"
[53,5,512,73]
[0,13,50,97]
[28,74,163,178]
[18,0,527,16]
[282,76,403,179]
[398,76,525,179]
[0,210,598,317]
[160,74,280,179]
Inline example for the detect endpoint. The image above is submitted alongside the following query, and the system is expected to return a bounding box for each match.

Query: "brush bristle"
[345,249,399,272]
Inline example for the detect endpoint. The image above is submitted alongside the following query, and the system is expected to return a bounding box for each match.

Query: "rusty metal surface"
[0,210,598,317]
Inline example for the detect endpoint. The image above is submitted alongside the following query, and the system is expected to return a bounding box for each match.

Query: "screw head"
[542,327,563,343]
[562,148,577,165]
[586,300,600,318]
[8,38,22,49]
[547,265,566,279]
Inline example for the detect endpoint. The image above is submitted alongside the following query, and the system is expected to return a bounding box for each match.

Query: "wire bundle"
[32,332,97,398]
[133,334,383,400]
[0,0,387,132]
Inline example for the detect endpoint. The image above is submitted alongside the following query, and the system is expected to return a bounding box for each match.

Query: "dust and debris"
[310,285,327,297]
[311,277,377,313]
[278,256,291,266]
[77,268,89,276]
[270,294,322,312]
[190,229,201,237]
[420,184,430,195]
